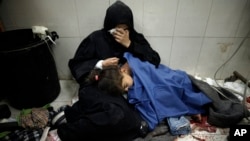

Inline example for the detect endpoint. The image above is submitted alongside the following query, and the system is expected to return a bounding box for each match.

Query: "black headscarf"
[104,1,134,31]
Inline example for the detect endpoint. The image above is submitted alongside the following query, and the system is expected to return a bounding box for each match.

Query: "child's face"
[121,72,133,92]
[120,62,133,91]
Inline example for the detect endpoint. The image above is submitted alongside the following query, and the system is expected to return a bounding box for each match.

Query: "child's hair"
[86,65,125,96]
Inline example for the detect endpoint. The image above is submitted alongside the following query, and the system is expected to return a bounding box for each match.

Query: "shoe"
[51,105,69,127]
[52,111,66,127]
[139,120,149,137]
[57,105,70,113]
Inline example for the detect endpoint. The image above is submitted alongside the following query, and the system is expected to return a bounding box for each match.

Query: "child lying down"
[118,52,212,136]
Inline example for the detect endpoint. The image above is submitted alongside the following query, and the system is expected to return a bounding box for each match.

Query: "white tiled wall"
[174,0,212,37]
[170,37,203,74]
[0,0,250,80]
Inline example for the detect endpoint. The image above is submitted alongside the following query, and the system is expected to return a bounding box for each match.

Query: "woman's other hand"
[102,57,119,68]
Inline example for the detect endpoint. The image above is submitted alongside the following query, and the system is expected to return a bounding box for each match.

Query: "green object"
[0,131,10,138]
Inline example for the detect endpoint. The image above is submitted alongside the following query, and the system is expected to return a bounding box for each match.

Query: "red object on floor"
[190,116,217,133]
[246,96,250,103]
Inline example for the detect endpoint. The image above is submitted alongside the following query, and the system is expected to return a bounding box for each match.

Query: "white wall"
[0,0,250,80]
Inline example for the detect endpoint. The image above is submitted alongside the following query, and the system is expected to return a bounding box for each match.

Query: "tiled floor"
[2,79,250,141]
[49,80,79,111]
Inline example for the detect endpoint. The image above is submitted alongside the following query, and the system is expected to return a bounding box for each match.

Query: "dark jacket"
[68,1,160,85]
[188,75,250,127]
[57,84,144,141]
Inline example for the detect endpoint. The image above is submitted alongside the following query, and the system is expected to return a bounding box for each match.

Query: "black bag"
[0,29,60,109]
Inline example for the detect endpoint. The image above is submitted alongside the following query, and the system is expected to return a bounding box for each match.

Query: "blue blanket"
[124,52,212,130]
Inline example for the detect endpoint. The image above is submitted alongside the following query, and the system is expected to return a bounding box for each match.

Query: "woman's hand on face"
[113,28,131,48]
[102,57,119,68]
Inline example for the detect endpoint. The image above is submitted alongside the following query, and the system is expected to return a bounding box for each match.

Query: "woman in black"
[54,1,161,140]
[68,1,160,86]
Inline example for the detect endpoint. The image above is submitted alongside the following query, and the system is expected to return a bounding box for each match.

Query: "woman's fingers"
[102,57,119,67]
[113,28,129,45]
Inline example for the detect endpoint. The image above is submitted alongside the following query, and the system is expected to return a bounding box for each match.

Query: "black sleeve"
[68,36,98,83]
[128,33,161,67]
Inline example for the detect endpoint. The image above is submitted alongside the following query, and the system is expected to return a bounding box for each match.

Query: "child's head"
[87,65,133,96]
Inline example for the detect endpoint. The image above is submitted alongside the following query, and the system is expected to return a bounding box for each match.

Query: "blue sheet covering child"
[123,52,212,131]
